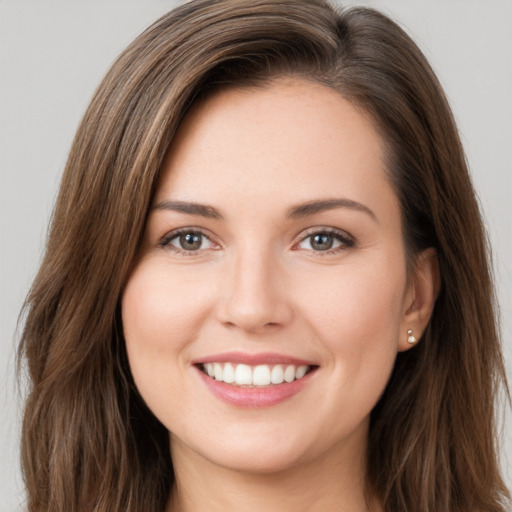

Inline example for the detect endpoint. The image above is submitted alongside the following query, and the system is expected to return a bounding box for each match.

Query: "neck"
[166,431,381,512]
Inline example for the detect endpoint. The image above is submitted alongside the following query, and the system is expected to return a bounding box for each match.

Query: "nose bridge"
[218,240,292,332]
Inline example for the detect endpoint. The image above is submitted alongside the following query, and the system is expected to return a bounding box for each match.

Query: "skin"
[121,79,438,512]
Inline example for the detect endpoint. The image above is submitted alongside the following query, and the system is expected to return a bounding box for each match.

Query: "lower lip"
[195,367,315,408]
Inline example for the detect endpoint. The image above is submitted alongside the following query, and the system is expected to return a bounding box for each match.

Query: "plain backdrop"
[1,1,511,510]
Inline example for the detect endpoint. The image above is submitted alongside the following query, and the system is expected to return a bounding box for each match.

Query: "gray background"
[1,1,511,509]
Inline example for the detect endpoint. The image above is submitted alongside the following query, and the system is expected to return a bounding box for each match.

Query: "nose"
[216,246,293,334]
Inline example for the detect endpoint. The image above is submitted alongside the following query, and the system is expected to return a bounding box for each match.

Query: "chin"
[203,444,309,475]
[172,424,318,476]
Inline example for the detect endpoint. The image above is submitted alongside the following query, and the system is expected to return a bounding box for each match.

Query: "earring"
[407,329,417,344]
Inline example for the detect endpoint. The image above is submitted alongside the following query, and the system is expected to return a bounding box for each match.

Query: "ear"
[398,248,440,352]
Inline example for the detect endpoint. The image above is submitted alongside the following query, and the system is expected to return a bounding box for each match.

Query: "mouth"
[192,352,318,407]
[198,362,316,387]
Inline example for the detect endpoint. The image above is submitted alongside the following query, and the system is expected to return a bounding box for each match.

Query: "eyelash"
[159,228,220,255]
[294,227,355,255]
[159,227,355,256]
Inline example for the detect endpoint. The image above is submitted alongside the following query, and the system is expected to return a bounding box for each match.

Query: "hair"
[17,1,510,511]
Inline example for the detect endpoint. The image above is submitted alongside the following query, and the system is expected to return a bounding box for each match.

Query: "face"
[122,79,416,474]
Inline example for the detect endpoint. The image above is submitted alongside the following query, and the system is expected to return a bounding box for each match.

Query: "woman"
[17,0,510,511]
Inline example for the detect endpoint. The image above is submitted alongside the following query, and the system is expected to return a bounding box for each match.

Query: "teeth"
[271,365,284,384]
[295,365,308,379]
[234,364,252,385]
[284,365,295,383]
[253,365,271,386]
[223,362,235,383]
[201,363,311,387]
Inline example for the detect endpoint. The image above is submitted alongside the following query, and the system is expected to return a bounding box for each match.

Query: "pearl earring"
[407,329,417,344]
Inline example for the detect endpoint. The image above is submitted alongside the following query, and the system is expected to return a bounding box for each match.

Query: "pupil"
[180,232,202,250]
[312,233,333,251]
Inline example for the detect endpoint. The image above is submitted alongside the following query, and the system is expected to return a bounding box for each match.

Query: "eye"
[296,228,354,253]
[160,229,218,254]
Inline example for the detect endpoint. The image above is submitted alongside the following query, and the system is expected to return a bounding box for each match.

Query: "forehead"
[156,79,395,219]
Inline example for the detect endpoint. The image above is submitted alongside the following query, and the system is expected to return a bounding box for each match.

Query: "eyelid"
[157,225,355,256]
[293,226,356,254]
[159,227,222,254]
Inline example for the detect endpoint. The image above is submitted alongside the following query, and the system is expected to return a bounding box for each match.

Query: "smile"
[193,352,318,407]
[200,362,311,387]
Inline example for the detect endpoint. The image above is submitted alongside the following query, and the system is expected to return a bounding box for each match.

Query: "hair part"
[18,1,510,511]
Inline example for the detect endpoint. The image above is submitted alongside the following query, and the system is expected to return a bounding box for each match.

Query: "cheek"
[122,262,209,353]
[121,261,218,431]
[120,262,211,401]
[295,255,407,366]
[292,257,407,433]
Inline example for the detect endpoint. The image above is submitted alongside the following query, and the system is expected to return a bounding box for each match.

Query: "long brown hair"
[18,1,510,510]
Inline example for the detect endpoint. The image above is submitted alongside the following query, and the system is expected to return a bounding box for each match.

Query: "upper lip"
[191,351,317,367]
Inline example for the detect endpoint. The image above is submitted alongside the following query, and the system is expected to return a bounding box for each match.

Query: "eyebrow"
[151,200,224,220]
[151,197,376,222]
[286,198,377,222]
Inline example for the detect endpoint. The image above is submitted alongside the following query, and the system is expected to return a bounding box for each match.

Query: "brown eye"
[179,232,203,251]
[297,229,354,253]
[310,233,334,251]
[164,230,216,253]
